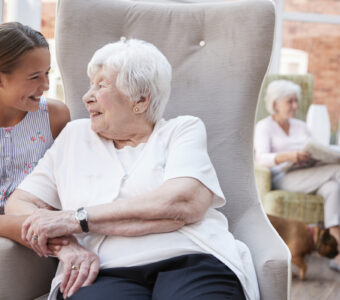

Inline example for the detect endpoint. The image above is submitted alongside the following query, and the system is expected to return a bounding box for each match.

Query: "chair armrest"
[236,208,291,300]
[0,237,57,300]
[254,164,271,201]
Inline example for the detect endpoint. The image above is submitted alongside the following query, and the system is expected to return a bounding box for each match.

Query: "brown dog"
[267,214,338,280]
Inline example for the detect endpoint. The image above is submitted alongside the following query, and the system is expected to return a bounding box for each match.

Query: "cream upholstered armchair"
[254,74,324,224]
[0,1,290,299]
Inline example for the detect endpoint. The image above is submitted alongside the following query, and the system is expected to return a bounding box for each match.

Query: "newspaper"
[302,139,340,164]
[280,139,340,172]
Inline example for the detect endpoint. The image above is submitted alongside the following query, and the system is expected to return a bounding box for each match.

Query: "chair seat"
[0,237,57,300]
[255,163,324,224]
[263,190,324,224]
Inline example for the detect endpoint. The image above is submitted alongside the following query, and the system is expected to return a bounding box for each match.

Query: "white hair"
[264,80,301,115]
[87,39,172,123]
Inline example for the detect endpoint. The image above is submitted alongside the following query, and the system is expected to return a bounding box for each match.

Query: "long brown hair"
[0,22,49,74]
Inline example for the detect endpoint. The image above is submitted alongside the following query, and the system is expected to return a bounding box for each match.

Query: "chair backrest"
[256,73,314,122]
[56,1,290,299]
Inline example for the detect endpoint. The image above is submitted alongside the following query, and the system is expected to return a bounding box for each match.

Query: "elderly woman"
[254,79,340,272]
[6,39,258,300]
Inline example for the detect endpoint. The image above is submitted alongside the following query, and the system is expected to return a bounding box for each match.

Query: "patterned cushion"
[255,165,324,224]
[263,190,324,224]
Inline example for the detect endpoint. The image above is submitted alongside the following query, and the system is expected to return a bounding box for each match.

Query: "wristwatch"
[75,207,89,233]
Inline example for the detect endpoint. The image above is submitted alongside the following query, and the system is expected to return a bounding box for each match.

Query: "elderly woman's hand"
[275,151,312,165]
[50,236,100,299]
[295,151,311,163]
[22,208,80,257]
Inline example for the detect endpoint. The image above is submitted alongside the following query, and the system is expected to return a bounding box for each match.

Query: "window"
[280,48,308,74]
[0,0,4,23]
[2,0,64,101]
[273,0,340,137]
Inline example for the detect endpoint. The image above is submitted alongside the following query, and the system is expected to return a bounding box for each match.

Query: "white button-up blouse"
[19,115,259,300]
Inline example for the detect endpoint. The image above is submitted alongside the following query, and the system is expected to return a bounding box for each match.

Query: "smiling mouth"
[90,112,102,118]
[29,96,41,102]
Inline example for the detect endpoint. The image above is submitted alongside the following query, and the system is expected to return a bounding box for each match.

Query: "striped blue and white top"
[0,96,54,212]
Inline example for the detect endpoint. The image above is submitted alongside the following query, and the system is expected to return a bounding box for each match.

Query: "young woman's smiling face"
[0,47,50,112]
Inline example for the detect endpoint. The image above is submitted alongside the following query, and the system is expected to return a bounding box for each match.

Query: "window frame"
[0,0,4,23]
[271,0,340,73]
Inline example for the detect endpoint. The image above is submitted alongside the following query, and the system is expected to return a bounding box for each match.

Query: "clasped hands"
[22,208,79,256]
[22,209,99,299]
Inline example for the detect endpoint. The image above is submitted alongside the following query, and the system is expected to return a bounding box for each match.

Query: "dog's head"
[315,226,338,259]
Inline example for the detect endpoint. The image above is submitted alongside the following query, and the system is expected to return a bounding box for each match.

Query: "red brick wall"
[284,1,340,132]
[283,21,340,131]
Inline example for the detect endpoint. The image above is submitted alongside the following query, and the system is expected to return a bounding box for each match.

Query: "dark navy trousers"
[58,253,246,300]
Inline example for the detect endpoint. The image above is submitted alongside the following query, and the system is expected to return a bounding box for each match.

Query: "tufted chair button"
[199,40,206,47]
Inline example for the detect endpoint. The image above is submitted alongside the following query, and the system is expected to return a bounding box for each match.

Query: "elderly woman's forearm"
[88,218,185,236]
[85,178,213,235]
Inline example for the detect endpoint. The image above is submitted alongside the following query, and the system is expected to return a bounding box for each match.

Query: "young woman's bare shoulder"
[47,98,71,139]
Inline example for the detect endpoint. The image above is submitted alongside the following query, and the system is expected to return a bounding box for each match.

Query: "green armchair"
[255,74,324,224]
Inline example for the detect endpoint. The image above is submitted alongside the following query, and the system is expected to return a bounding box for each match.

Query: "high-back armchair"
[0,1,291,300]
[56,0,289,299]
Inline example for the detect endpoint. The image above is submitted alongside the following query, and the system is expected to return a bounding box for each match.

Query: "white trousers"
[273,164,340,228]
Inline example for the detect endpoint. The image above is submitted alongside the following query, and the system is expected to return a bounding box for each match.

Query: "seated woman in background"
[6,39,258,300]
[0,22,70,246]
[254,79,340,272]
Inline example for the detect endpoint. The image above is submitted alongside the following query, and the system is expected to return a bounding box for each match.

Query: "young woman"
[0,22,70,247]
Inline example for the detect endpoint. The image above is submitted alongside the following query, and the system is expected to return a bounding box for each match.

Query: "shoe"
[329,259,340,272]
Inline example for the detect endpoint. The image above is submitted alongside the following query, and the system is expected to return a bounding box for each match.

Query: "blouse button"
[5,157,10,161]
[5,133,10,138]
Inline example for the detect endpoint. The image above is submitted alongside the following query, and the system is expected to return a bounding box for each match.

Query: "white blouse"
[101,141,205,269]
[254,116,312,172]
[19,115,259,300]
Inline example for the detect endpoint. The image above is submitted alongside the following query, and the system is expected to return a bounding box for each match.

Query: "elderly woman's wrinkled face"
[82,67,136,139]
[273,94,298,120]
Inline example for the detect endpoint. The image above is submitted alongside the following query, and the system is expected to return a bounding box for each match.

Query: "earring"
[134,107,139,113]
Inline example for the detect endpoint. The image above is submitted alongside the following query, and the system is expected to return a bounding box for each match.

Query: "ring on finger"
[71,265,79,271]
[32,234,38,241]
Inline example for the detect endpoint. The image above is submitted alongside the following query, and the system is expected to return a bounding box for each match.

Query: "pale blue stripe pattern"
[0,96,54,212]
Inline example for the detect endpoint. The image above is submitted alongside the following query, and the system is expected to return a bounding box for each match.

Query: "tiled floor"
[291,253,340,300]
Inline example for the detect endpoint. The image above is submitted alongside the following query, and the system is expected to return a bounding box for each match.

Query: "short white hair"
[87,39,172,122]
[264,80,301,115]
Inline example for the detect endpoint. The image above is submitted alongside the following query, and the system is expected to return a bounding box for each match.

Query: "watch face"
[78,210,87,220]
